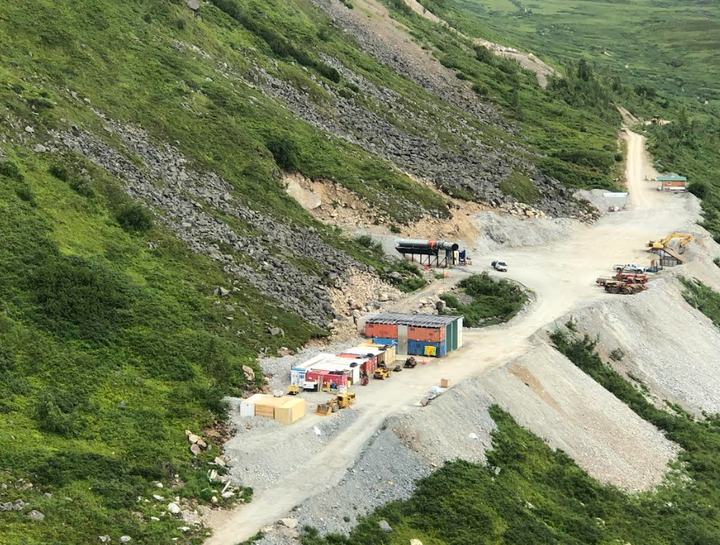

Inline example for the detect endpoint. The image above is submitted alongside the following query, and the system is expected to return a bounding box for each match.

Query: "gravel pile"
[473,211,579,255]
[477,341,679,491]
[281,428,434,536]
[389,382,497,466]
[570,273,720,416]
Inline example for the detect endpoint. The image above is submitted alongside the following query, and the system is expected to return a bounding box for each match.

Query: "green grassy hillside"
[0,0,712,543]
[0,151,324,543]
[416,0,720,236]
[428,0,720,106]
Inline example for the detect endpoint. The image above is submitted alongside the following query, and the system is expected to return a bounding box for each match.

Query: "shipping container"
[408,325,445,342]
[339,350,378,376]
[315,370,348,389]
[364,322,398,339]
[407,340,446,357]
[379,343,396,364]
[360,340,396,365]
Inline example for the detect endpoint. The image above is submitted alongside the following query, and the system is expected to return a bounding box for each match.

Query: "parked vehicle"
[597,271,649,287]
[613,263,646,274]
[491,260,508,272]
[604,281,646,295]
[404,357,418,369]
[374,363,392,380]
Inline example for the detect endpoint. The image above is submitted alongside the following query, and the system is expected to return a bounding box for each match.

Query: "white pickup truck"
[613,263,647,274]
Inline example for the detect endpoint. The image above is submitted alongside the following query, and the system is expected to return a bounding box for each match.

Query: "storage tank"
[395,239,459,254]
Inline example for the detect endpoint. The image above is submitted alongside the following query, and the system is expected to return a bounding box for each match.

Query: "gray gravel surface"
[280,427,434,536]
[570,273,720,416]
[473,211,579,256]
[477,340,679,491]
[223,402,359,492]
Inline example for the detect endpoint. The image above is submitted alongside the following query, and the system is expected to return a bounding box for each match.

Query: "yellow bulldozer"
[647,233,693,252]
[374,362,392,380]
[315,392,356,416]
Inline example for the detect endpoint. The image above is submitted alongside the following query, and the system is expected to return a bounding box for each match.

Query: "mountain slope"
[0,0,709,544]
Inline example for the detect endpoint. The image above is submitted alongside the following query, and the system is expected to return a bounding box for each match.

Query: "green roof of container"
[657,176,687,181]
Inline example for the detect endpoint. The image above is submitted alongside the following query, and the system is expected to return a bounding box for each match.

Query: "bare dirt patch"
[284,172,484,245]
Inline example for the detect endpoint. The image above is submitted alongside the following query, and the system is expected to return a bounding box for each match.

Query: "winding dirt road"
[204,129,697,544]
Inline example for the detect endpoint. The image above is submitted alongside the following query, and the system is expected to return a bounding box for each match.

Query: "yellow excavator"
[647,233,693,252]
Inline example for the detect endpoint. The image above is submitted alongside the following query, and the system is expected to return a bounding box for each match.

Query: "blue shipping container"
[407,340,447,358]
[372,337,398,347]
[407,340,422,356]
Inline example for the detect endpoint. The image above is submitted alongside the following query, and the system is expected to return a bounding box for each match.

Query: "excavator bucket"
[315,403,332,417]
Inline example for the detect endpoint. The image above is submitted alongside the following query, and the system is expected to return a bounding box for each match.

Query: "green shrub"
[0,160,23,182]
[499,172,541,204]
[49,164,69,181]
[441,272,526,326]
[34,390,82,436]
[28,254,134,343]
[689,182,708,199]
[27,96,55,110]
[472,82,488,96]
[474,45,495,64]
[14,184,36,205]
[70,178,95,197]
[609,347,625,361]
[267,136,300,171]
[116,202,154,233]
[681,278,720,328]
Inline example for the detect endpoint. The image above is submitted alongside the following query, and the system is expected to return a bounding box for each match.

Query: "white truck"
[613,263,647,274]
[491,260,508,272]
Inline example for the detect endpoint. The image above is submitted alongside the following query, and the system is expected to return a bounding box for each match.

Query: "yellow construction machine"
[647,233,693,251]
[315,392,356,416]
[287,384,301,396]
[374,366,392,380]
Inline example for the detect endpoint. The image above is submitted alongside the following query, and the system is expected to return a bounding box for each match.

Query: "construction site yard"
[203,130,720,545]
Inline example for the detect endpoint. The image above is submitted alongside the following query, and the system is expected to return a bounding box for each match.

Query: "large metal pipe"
[396,238,459,252]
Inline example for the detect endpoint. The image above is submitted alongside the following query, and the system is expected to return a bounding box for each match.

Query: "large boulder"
[27,510,45,521]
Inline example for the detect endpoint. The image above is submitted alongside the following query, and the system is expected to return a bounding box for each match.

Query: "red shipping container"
[364,322,398,339]
[408,326,445,342]
[320,372,348,389]
[339,352,378,377]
